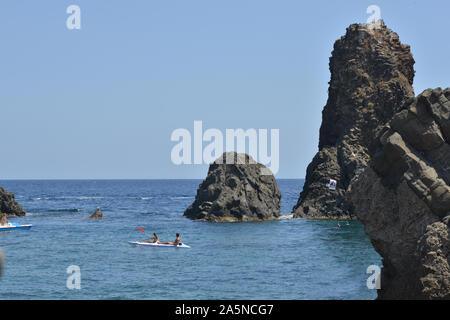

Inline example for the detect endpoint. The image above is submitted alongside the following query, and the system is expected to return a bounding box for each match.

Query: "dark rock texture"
[184,152,281,222]
[0,187,26,216]
[348,88,450,299]
[89,207,103,220]
[293,21,415,219]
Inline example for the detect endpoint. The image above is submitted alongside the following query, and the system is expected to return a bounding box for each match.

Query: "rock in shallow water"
[348,88,450,299]
[184,152,281,222]
[0,187,26,216]
[89,207,103,219]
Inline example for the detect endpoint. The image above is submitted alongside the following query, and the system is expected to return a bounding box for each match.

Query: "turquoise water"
[0,180,380,299]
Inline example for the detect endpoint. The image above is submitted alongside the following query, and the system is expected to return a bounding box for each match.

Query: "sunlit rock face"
[293,21,415,219]
[184,152,281,222]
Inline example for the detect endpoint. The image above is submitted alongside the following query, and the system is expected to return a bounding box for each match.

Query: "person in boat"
[172,233,181,245]
[345,221,350,226]
[144,232,160,244]
[0,215,7,226]
[161,233,181,245]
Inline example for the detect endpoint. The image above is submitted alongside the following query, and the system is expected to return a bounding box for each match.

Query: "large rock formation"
[0,187,26,216]
[348,88,450,299]
[293,21,415,219]
[184,152,281,222]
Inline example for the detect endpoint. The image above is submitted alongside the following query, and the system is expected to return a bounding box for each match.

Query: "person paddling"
[144,232,160,244]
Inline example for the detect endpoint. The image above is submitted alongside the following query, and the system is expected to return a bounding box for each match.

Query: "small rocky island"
[184,152,281,222]
[349,88,450,299]
[0,187,26,216]
[293,21,415,219]
[89,207,104,219]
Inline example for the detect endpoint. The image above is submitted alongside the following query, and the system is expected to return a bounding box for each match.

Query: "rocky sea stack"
[0,187,26,216]
[89,207,104,220]
[293,21,415,219]
[348,88,450,299]
[184,152,281,222]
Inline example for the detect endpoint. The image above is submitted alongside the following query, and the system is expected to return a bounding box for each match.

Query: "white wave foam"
[35,196,104,201]
[169,196,194,200]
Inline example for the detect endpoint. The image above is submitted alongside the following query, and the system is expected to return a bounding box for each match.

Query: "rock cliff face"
[348,88,450,299]
[184,152,281,222]
[293,21,415,219]
[0,187,26,216]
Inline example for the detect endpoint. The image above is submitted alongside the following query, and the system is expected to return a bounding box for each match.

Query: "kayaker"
[145,232,160,244]
[171,233,181,245]
[161,233,181,245]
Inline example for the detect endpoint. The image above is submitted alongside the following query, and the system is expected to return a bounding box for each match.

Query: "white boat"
[0,223,33,231]
[128,241,190,248]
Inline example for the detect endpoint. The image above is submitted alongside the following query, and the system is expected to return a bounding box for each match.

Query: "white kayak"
[128,241,190,248]
[0,223,33,232]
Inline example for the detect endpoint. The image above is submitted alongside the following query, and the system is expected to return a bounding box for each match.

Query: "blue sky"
[0,0,448,179]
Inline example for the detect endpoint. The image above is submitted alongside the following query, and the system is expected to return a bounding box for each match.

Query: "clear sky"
[0,0,448,179]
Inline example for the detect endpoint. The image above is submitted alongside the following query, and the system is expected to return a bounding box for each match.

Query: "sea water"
[0,180,380,299]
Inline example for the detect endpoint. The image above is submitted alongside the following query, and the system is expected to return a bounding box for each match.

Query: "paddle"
[138,226,155,241]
